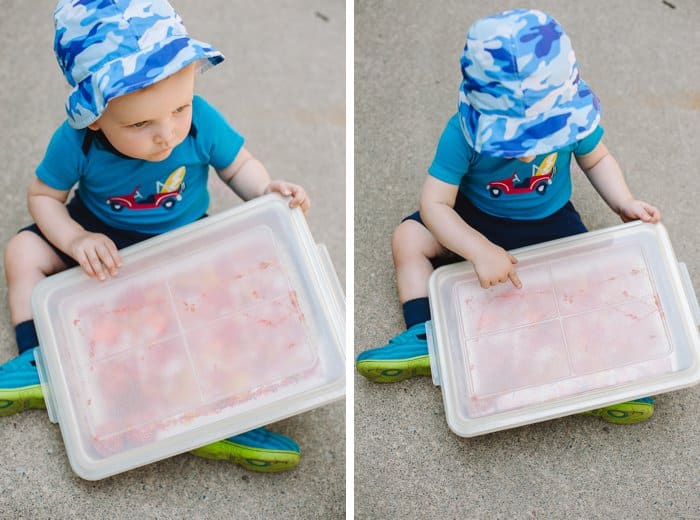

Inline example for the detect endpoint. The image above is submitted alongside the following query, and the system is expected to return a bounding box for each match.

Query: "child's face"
[88,63,196,162]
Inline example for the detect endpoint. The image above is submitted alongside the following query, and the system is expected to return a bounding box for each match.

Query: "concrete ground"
[355,1,699,519]
[0,1,345,519]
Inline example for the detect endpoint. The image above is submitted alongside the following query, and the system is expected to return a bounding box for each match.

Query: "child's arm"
[216,147,310,214]
[419,175,522,289]
[28,178,121,280]
[576,142,661,223]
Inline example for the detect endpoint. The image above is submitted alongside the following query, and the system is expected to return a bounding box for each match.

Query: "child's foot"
[190,426,301,472]
[583,397,654,425]
[356,322,431,383]
[0,348,45,416]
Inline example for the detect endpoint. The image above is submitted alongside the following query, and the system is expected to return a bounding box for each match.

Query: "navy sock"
[15,320,39,355]
[402,297,431,329]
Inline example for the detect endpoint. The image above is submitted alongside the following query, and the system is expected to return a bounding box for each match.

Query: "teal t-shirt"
[428,114,604,220]
[37,96,244,234]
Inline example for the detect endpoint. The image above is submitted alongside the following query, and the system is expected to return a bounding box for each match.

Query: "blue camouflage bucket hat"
[54,0,224,129]
[458,9,601,157]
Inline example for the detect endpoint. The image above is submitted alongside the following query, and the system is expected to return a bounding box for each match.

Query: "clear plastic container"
[427,222,700,437]
[32,194,345,479]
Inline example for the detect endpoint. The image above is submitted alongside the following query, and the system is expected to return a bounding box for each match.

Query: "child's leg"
[5,231,69,327]
[0,231,68,416]
[356,218,447,383]
[392,219,445,305]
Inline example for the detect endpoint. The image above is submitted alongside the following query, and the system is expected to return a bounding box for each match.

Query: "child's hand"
[68,231,122,281]
[264,180,311,215]
[617,199,661,224]
[471,243,522,290]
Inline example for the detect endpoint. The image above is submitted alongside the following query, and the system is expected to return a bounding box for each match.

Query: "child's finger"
[294,192,307,207]
[110,245,123,269]
[287,187,307,208]
[278,182,292,196]
[645,204,661,223]
[77,250,101,280]
[637,205,655,223]
[267,181,289,197]
[509,270,522,289]
[78,259,96,279]
[88,254,107,281]
[97,244,120,276]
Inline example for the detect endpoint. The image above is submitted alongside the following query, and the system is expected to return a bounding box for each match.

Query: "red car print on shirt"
[106,167,187,211]
[106,184,184,211]
[486,153,558,198]
[486,171,553,197]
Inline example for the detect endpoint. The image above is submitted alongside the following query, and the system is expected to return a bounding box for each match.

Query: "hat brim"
[458,78,601,157]
[65,36,224,129]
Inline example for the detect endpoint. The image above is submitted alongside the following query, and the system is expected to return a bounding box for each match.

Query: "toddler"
[356,9,660,425]
[0,0,309,472]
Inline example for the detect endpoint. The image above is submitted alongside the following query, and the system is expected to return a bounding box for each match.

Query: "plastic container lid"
[32,194,345,479]
[427,222,700,437]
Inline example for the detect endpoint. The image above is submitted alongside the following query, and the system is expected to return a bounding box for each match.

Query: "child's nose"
[153,120,175,145]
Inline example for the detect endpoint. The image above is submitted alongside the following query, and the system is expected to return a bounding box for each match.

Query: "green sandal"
[583,397,654,425]
[0,349,46,417]
[191,427,301,473]
[356,322,431,383]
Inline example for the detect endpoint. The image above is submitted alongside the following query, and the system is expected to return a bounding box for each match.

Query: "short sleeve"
[35,121,85,191]
[574,125,605,156]
[427,114,474,185]
[192,96,245,170]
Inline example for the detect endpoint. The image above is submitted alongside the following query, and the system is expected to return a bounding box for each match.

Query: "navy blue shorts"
[403,192,587,254]
[19,192,179,267]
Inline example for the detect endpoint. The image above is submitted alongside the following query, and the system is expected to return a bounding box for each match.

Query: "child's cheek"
[176,117,192,142]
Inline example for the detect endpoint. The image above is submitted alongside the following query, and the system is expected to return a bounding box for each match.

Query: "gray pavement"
[0,1,345,519]
[355,1,699,518]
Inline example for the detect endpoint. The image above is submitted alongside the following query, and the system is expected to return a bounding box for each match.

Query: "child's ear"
[87,121,101,131]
